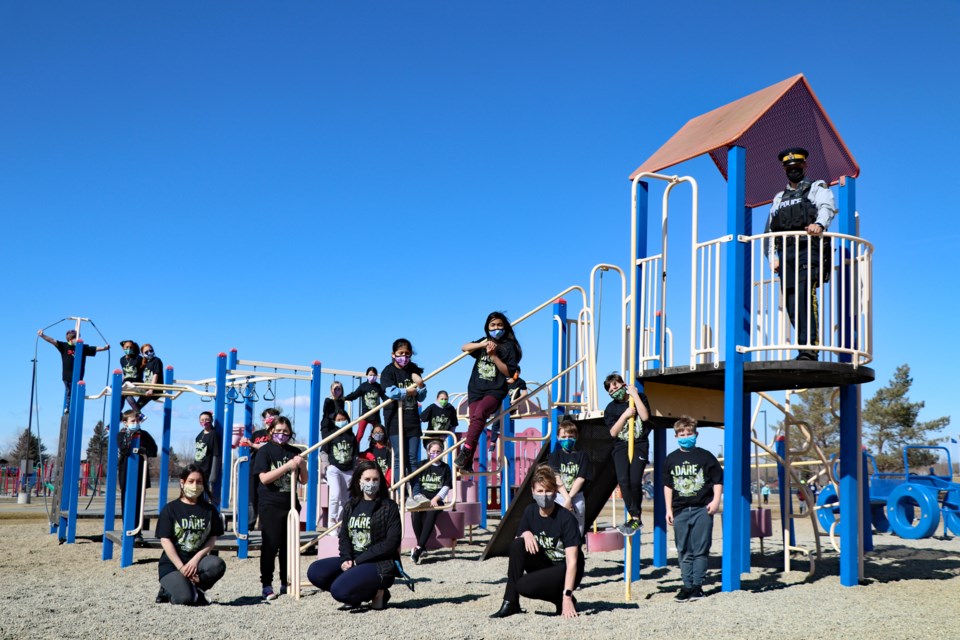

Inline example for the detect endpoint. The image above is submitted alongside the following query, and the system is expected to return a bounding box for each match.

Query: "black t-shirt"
[322,397,346,432]
[194,429,220,480]
[327,429,357,472]
[56,341,97,382]
[346,499,376,554]
[419,403,459,432]
[417,461,452,499]
[380,362,423,437]
[467,338,521,403]
[547,449,593,492]
[603,399,652,459]
[155,498,223,579]
[663,446,724,509]
[345,382,386,423]
[120,354,143,383]
[364,444,392,480]
[507,377,528,395]
[253,441,302,509]
[516,503,581,564]
[142,356,164,384]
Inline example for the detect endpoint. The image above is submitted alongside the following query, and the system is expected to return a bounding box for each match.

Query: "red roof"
[629,74,859,207]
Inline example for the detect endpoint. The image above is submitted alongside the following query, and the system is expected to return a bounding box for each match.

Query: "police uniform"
[763,148,837,360]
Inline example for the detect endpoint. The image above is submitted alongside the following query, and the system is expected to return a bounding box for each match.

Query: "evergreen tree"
[85,421,108,468]
[863,364,950,471]
[10,427,46,462]
[787,387,839,456]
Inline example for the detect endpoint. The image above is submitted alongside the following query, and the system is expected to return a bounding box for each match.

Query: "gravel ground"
[1,513,958,640]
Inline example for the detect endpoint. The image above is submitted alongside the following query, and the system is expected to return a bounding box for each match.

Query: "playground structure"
[41,74,880,597]
[818,445,960,540]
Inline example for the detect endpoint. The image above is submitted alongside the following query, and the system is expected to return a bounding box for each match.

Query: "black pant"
[503,538,584,607]
[412,508,441,548]
[160,556,226,604]
[612,443,647,519]
[781,252,821,354]
[259,502,293,587]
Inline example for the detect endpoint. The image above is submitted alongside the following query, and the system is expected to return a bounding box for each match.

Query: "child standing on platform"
[419,390,459,433]
[664,416,723,602]
[193,411,221,505]
[361,423,393,486]
[325,410,358,525]
[380,338,426,499]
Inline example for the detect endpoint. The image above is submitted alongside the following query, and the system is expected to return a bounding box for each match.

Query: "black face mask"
[786,167,805,183]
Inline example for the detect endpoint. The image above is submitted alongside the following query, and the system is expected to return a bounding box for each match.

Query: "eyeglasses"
[143,350,155,356]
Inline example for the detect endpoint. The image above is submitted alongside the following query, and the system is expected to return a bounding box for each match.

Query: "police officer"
[764,148,837,361]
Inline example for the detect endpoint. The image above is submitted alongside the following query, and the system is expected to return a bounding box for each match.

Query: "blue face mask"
[678,435,697,450]
[558,438,576,452]
[488,328,504,339]
[335,420,349,429]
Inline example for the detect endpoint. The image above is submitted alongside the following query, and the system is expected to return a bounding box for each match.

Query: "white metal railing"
[637,254,664,371]
[691,236,728,368]
[745,231,873,365]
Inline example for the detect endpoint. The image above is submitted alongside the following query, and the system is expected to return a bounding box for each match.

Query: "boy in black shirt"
[194,411,221,505]
[547,420,592,536]
[38,328,109,410]
[602,373,652,534]
[663,416,723,602]
[136,343,164,410]
[117,410,158,544]
[419,390,459,433]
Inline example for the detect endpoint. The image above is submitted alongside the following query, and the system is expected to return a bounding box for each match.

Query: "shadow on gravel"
[390,593,487,608]
[576,601,639,615]
[218,596,266,607]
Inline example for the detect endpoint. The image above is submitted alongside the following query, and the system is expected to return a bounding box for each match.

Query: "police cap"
[779,147,809,164]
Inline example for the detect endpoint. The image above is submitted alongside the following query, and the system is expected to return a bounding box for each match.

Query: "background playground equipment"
[817,445,960,541]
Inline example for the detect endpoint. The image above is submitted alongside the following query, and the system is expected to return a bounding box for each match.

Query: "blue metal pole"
[120,437,141,568]
[213,352,227,502]
[722,145,750,591]
[307,361,322,530]
[837,176,861,586]
[861,449,873,552]
[102,370,123,560]
[58,340,86,541]
[158,366,174,509]
[237,443,250,559]
[500,397,514,518]
[479,430,488,529]
[220,349,238,508]
[66,380,86,543]
[652,424,667,567]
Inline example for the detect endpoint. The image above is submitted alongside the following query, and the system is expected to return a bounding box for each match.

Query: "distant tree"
[787,387,839,457]
[85,421,109,468]
[864,364,950,471]
[9,428,46,463]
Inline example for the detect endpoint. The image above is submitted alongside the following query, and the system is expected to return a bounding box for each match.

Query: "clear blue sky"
[2,1,957,462]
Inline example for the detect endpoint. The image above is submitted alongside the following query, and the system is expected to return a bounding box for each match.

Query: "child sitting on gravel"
[664,416,723,602]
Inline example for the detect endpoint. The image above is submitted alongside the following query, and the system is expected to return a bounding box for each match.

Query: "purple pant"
[464,395,501,448]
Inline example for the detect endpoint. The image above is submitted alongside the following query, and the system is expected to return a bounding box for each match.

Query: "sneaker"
[454,446,474,472]
[688,586,705,600]
[405,494,430,510]
[194,587,210,606]
[674,587,691,603]
[411,546,425,565]
[279,584,288,596]
[262,586,277,601]
[155,588,170,604]
[616,518,643,536]
[413,494,431,508]
[371,588,391,611]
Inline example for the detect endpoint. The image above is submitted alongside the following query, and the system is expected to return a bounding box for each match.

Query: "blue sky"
[2,1,958,463]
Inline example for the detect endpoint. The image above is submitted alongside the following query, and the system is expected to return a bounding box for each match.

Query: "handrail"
[590,264,629,394]
[232,453,249,540]
[125,453,150,537]
[84,386,112,400]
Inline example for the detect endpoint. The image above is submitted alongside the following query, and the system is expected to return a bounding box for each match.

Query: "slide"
[480,416,619,560]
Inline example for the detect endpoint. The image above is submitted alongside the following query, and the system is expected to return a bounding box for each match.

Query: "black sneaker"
[674,587,691,603]
[688,586,705,600]
[155,588,170,604]
[454,446,474,472]
[194,588,210,606]
[489,600,522,619]
[411,546,425,565]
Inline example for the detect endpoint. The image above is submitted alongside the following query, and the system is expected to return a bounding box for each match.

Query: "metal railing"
[745,231,873,365]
